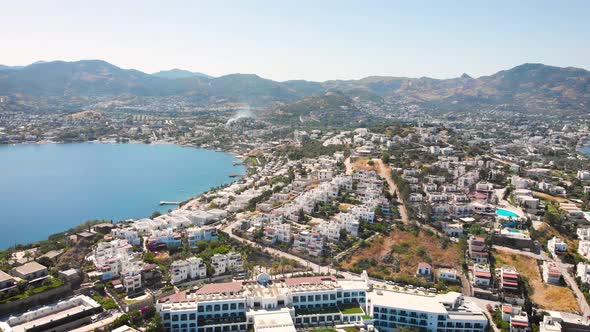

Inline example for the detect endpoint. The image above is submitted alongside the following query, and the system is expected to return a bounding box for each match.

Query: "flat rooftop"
[253,309,296,332]
[370,289,447,314]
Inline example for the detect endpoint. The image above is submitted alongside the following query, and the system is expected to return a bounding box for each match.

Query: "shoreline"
[0,138,246,160]
[0,141,248,250]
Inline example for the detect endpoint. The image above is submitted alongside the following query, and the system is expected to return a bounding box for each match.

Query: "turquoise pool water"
[496,208,520,218]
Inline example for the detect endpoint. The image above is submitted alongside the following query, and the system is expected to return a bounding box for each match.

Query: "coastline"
[1,138,246,160]
[0,142,248,250]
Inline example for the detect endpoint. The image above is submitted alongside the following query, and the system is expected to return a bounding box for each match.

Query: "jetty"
[159,201,181,206]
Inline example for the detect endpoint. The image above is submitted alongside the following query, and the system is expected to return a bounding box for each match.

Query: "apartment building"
[498,266,520,293]
[171,257,207,284]
[147,229,182,250]
[111,227,141,246]
[293,231,323,257]
[187,227,219,247]
[542,261,561,285]
[471,264,492,288]
[93,239,138,281]
[468,236,488,263]
[211,252,243,276]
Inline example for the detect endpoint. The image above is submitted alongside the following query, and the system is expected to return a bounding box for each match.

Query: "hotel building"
[156,272,488,332]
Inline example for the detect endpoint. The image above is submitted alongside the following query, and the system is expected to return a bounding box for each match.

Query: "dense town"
[1,108,590,332]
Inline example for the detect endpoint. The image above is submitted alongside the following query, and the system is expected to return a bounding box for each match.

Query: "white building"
[576,262,590,284]
[547,236,567,256]
[438,268,458,282]
[156,273,488,332]
[0,295,101,332]
[171,257,207,284]
[187,227,218,247]
[293,230,323,257]
[211,252,243,276]
[542,261,561,285]
[577,170,590,180]
[111,227,141,246]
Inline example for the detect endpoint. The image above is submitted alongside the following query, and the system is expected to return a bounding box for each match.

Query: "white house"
[438,268,458,282]
[547,236,567,256]
[577,170,590,180]
[417,262,432,276]
[577,262,590,284]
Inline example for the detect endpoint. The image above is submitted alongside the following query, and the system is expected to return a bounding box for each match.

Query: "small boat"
[228,173,240,178]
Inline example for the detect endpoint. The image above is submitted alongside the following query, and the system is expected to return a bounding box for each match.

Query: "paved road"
[492,245,548,261]
[465,296,502,332]
[221,220,354,279]
[555,256,590,321]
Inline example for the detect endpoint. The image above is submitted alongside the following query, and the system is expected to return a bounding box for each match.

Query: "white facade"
[171,257,207,284]
[211,252,243,276]
[547,236,567,256]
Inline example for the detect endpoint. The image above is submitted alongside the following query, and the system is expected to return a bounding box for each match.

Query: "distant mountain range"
[0,60,588,114]
[152,68,212,79]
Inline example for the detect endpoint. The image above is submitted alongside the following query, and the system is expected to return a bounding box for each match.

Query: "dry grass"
[351,158,377,172]
[493,248,579,313]
[533,191,574,204]
[341,226,460,278]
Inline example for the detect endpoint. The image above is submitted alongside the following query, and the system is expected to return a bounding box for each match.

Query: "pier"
[159,201,181,206]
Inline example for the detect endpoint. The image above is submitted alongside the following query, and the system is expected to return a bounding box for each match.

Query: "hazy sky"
[1,0,589,81]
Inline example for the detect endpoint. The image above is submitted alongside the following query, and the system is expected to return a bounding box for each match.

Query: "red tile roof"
[195,281,243,294]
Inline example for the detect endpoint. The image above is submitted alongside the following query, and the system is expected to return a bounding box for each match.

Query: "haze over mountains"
[0,60,588,114]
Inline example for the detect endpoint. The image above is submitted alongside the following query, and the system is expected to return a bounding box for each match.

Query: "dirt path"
[372,159,409,224]
[344,156,353,176]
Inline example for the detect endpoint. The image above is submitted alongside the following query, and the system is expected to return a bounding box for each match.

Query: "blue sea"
[580,147,590,157]
[0,143,244,248]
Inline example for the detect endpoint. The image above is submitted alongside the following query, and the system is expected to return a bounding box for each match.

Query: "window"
[181,314,187,321]
[189,313,196,320]
[198,306,204,313]
[315,295,321,301]
[172,315,179,322]
[293,296,299,302]
[230,303,236,310]
[214,304,220,311]
[307,295,313,301]
[164,313,171,320]
[222,304,228,311]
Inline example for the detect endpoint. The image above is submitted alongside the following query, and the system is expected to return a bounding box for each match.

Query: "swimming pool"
[496,208,520,218]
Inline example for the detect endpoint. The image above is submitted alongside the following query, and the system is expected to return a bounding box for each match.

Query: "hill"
[152,68,212,79]
[0,60,587,114]
[269,91,366,127]
[324,63,589,113]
